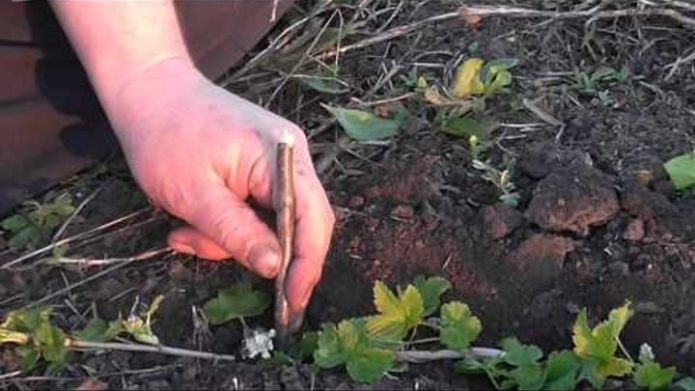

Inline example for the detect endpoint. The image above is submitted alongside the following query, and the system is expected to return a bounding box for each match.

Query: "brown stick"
[275,131,296,347]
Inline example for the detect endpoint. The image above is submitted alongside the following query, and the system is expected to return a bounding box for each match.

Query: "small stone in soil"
[483,203,524,239]
[624,219,645,242]
[347,195,365,209]
[390,204,416,220]
[526,164,620,236]
[608,261,630,276]
[508,234,576,289]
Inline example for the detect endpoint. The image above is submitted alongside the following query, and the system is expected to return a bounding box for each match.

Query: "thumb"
[171,186,281,278]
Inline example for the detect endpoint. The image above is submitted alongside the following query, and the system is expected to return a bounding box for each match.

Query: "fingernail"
[171,242,195,255]
[248,244,280,277]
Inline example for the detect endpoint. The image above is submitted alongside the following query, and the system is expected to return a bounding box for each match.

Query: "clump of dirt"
[526,164,620,236]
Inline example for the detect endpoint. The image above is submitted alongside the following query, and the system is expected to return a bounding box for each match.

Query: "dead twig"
[395,347,504,363]
[317,11,461,60]
[45,246,172,267]
[52,185,104,242]
[25,247,172,308]
[2,207,153,270]
[522,97,564,127]
[461,4,695,28]
[69,340,236,362]
[274,131,297,347]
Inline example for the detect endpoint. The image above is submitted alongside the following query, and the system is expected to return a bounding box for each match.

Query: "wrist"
[101,56,203,138]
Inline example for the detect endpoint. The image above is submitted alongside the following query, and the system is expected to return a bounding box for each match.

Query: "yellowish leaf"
[598,357,633,378]
[452,58,485,98]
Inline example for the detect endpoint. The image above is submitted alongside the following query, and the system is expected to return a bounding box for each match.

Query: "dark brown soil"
[2,0,695,389]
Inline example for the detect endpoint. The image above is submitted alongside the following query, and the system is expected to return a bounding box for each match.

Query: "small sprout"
[242,328,277,360]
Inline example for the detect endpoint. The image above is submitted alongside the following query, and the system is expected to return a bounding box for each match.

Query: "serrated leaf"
[572,302,634,378]
[452,58,485,98]
[634,362,676,390]
[413,276,451,316]
[338,319,369,352]
[502,338,543,367]
[543,351,580,390]
[298,331,319,361]
[205,283,270,325]
[439,302,482,351]
[441,116,489,140]
[676,377,695,391]
[16,345,40,372]
[345,348,395,384]
[1,214,28,232]
[510,364,546,391]
[454,357,488,375]
[76,318,124,342]
[366,282,423,341]
[2,307,51,333]
[7,226,43,249]
[35,321,68,372]
[578,357,605,390]
[664,153,695,190]
[314,323,347,368]
[322,105,404,141]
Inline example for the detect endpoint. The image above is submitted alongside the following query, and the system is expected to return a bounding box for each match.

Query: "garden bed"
[2,0,695,389]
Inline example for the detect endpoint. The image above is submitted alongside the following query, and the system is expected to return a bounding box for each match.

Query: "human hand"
[106,58,334,312]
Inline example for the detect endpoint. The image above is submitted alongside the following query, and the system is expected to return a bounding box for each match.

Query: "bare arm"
[50,0,335,313]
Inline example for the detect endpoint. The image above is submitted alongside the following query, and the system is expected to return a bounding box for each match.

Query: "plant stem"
[68,340,236,362]
[395,347,504,363]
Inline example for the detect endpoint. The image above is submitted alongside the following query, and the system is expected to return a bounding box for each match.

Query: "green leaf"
[7,226,43,249]
[454,357,488,375]
[345,348,395,384]
[578,358,605,390]
[634,362,676,390]
[298,331,319,361]
[439,302,482,351]
[322,105,404,141]
[2,307,51,333]
[76,318,124,342]
[314,323,348,368]
[481,58,519,84]
[676,377,695,391]
[35,321,68,372]
[510,363,546,391]
[205,282,270,325]
[487,70,513,93]
[544,351,580,390]
[441,116,489,140]
[366,282,424,341]
[1,214,29,233]
[664,153,695,190]
[413,276,451,316]
[299,74,349,94]
[502,338,543,367]
[16,345,40,372]
[572,303,634,378]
